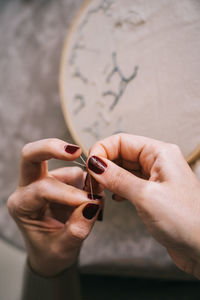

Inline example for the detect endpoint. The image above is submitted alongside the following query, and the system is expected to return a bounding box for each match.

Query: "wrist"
[23,259,81,300]
[28,257,78,278]
[28,248,80,277]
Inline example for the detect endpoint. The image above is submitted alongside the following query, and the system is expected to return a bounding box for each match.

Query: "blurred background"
[0,0,200,299]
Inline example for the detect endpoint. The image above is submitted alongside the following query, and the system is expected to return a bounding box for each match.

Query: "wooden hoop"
[59,0,92,156]
[59,0,200,164]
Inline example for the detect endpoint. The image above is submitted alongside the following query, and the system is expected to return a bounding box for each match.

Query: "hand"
[7,139,102,277]
[87,134,200,279]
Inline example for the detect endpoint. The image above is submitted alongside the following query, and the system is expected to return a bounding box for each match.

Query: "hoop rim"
[59,0,200,164]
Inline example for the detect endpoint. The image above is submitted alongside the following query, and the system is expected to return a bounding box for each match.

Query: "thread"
[80,155,87,165]
[88,173,94,200]
[73,155,93,200]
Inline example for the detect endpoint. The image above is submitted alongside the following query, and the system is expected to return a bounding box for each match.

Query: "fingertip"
[64,144,80,154]
[82,203,100,220]
[87,155,107,175]
[64,144,82,160]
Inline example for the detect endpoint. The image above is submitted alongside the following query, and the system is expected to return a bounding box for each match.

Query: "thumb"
[87,156,147,206]
[64,201,101,243]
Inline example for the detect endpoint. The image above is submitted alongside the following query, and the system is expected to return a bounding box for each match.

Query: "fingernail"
[88,156,107,174]
[82,203,99,220]
[88,194,102,200]
[97,209,103,221]
[64,144,80,154]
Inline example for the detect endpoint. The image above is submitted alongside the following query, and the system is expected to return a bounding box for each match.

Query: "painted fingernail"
[82,203,99,220]
[88,156,107,174]
[97,209,103,221]
[64,144,80,154]
[88,194,102,200]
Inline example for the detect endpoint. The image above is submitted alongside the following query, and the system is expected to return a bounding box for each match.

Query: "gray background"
[0,0,198,282]
[0,0,84,247]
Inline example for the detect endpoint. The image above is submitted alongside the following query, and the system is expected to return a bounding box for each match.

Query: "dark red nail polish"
[88,194,102,200]
[88,156,107,174]
[82,203,99,220]
[64,144,80,154]
[97,209,103,221]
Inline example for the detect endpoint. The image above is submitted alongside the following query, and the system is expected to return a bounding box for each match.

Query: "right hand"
[87,134,200,279]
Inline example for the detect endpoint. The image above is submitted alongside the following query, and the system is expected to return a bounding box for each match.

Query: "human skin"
[7,138,102,277]
[87,133,200,279]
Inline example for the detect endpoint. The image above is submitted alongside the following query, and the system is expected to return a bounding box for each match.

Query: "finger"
[20,138,82,186]
[49,167,84,188]
[83,172,104,221]
[14,177,95,217]
[63,201,102,243]
[87,155,147,206]
[88,134,190,182]
[83,172,104,195]
[37,177,93,207]
[88,133,164,175]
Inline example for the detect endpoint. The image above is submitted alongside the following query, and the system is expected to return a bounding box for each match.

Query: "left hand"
[7,138,102,277]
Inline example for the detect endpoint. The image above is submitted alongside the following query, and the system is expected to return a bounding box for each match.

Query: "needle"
[73,161,85,167]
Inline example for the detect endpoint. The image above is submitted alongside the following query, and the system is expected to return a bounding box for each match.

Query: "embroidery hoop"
[59,0,200,165]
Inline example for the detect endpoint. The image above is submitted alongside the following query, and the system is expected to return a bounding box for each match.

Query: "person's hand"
[86,134,200,279]
[7,139,102,277]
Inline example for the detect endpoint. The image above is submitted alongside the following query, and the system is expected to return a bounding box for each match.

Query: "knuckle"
[158,142,180,158]
[21,143,32,160]
[169,143,181,153]
[7,192,18,217]
[142,181,157,198]
[68,224,88,241]
[159,143,181,160]
[48,138,59,146]
[50,244,65,260]
[34,180,45,197]
[138,182,159,209]
[107,167,128,193]
[34,177,53,197]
